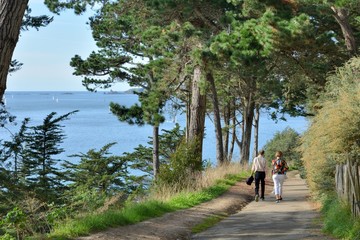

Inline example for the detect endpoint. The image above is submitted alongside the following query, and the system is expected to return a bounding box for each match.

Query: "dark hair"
[259,150,265,155]
[275,151,283,158]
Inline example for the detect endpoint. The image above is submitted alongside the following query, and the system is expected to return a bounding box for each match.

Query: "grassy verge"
[48,165,249,239]
[321,194,360,240]
[191,212,227,234]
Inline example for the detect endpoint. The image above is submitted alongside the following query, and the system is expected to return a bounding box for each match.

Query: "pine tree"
[21,111,78,203]
[62,142,143,211]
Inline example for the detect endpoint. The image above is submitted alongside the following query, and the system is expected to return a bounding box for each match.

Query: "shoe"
[260,197,265,201]
[255,194,259,202]
[279,197,283,201]
[276,200,280,203]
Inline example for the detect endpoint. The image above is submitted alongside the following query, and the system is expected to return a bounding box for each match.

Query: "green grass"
[47,173,245,239]
[321,194,360,240]
[191,212,227,233]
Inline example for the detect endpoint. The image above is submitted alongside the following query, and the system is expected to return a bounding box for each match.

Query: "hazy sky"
[7,0,130,92]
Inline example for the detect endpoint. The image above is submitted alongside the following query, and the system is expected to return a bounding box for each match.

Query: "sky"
[7,0,130,92]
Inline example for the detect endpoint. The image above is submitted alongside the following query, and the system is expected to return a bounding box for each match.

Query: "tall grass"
[151,163,248,201]
[321,194,360,240]
[48,163,247,239]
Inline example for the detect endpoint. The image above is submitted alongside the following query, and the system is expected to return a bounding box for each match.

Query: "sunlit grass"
[48,163,248,239]
[321,194,360,240]
[191,212,227,233]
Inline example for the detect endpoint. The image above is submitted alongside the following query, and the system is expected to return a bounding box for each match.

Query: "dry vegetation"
[150,163,248,202]
[300,57,360,195]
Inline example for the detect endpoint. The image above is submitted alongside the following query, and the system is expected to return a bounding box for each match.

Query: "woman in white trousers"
[271,151,289,203]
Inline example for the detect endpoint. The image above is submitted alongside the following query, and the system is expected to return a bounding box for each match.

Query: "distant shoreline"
[5,88,143,94]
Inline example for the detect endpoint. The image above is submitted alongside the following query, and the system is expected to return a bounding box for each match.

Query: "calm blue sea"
[1,91,308,165]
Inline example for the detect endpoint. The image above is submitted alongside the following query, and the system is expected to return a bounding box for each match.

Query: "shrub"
[156,138,203,190]
[263,127,303,173]
[300,57,360,197]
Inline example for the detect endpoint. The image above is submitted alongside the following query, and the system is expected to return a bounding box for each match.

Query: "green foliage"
[321,194,357,239]
[0,104,16,128]
[109,103,145,125]
[156,138,203,188]
[263,127,302,171]
[22,7,53,31]
[21,111,78,203]
[191,212,227,234]
[121,123,186,179]
[301,57,360,196]
[0,118,29,200]
[0,197,61,239]
[0,207,27,239]
[63,143,141,212]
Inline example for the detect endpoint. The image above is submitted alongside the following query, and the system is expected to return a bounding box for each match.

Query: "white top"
[251,155,267,172]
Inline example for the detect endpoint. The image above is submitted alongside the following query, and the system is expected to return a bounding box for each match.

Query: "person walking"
[272,151,289,203]
[251,150,267,202]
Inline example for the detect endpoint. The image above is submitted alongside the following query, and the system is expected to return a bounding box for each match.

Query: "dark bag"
[246,175,254,185]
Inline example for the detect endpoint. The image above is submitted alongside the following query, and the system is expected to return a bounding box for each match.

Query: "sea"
[1,91,309,165]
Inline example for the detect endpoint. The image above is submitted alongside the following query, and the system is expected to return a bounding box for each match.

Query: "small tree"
[21,111,78,203]
[263,127,302,171]
[1,118,30,182]
[63,142,142,212]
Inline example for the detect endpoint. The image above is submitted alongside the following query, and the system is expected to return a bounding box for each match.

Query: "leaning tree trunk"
[188,65,206,169]
[152,125,160,178]
[207,72,224,165]
[240,93,255,164]
[252,105,260,159]
[331,6,357,56]
[0,0,28,101]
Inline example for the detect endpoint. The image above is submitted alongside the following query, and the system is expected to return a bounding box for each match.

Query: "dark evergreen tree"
[0,118,29,191]
[21,111,78,203]
[62,142,144,211]
[64,143,131,194]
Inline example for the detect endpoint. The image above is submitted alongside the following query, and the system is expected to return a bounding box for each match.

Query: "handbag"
[246,175,254,185]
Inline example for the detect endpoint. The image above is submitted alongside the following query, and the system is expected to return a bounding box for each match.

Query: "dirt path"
[77,172,332,240]
[192,172,335,240]
[77,180,258,240]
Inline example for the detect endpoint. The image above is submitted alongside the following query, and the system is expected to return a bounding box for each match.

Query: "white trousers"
[272,174,286,196]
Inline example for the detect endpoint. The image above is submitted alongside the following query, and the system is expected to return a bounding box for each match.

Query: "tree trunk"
[152,125,159,178]
[188,65,206,167]
[0,0,28,101]
[331,6,357,56]
[207,72,224,165]
[240,93,255,164]
[253,105,260,159]
[228,103,236,162]
[223,102,231,161]
[186,87,191,140]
